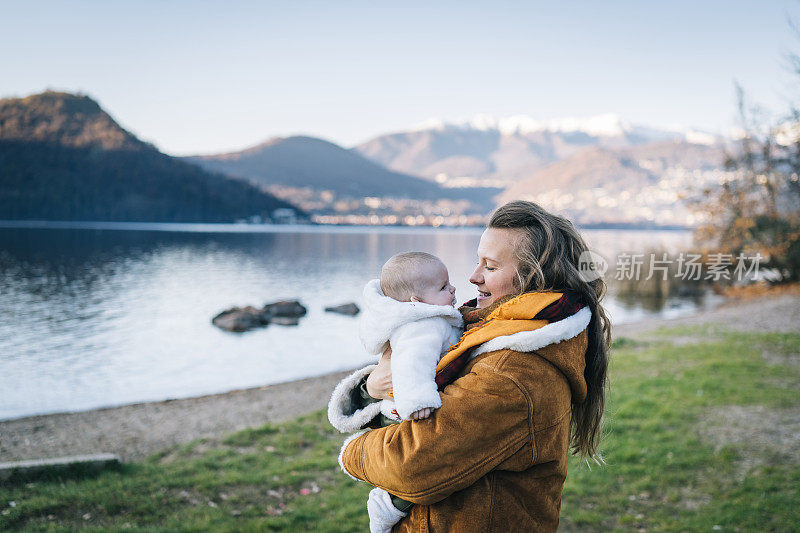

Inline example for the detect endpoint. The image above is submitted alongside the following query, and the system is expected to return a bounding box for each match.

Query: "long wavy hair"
[489,200,611,460]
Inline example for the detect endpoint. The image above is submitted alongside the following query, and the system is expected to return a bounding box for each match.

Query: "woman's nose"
[469,267,482,285]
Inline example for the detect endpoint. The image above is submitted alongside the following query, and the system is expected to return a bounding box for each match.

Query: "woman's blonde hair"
[489,200,611,460]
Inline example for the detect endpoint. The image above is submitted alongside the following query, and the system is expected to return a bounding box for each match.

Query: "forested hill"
[0,91,303,222]
[187,135,450,200]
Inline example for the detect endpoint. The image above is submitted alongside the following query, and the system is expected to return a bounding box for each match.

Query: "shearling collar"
[462,302,592,404]
[468,306,591,359]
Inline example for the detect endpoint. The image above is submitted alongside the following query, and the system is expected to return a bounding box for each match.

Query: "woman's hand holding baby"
[410,408,433,420]
[366,347,394,400]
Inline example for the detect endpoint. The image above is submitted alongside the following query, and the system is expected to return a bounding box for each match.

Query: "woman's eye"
[485,266,496,271]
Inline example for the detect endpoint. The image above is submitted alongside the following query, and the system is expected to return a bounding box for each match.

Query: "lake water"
[0,223,707,420]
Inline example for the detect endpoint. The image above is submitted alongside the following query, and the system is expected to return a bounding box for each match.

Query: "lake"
[0,222,709,420]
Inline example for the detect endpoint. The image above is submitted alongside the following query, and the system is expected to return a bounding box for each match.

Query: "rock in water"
[212,306,270,332]
[270,316,300,326]
[325,302,360,316]
[264,300,308,318]
[212,300,307,332]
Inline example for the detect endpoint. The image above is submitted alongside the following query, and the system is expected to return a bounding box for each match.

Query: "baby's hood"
[358,279,463,355]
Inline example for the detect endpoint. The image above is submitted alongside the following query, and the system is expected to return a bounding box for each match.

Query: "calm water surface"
[0,223,706,420]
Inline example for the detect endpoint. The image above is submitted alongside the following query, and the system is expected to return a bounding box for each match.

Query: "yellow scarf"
[435,291,564,373]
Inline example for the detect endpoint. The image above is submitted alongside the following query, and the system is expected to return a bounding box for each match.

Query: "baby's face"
[413,261,457,307]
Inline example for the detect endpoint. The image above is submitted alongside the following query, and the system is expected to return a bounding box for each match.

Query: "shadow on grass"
[1,462,127,487]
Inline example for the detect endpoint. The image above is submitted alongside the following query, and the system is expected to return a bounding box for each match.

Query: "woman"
[328,201,611,532]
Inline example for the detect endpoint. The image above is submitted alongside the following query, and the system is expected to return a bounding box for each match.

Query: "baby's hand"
[410,408,433,421]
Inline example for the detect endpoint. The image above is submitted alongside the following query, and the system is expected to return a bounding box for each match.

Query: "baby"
[358,251,464,532]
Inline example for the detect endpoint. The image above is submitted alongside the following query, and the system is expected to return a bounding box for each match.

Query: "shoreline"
[2,292,798,463]
[0,370,356,463]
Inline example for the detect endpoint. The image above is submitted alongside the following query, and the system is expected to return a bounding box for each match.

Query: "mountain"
[354,113,720,187]
[0,91,302,222]
[187,136,455,200]
[0,90,144,151]
[498,140,727,226]
[501,141,722,197]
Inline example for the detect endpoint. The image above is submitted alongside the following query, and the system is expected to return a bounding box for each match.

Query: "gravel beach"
[2,292,798,463]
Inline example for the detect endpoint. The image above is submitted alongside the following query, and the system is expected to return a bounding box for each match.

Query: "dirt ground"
[613,291,800,337]
[2,293,798,463]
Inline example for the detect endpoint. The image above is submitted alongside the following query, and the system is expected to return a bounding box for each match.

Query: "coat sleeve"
[339,355,532,505]
[389,318,447,420]
[328,364,383,433]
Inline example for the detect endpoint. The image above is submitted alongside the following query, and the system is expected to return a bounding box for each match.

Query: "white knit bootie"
[367,487,407,533]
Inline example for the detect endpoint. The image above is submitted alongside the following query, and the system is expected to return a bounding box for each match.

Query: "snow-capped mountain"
[411,113,650,138]
[354,114,722,187]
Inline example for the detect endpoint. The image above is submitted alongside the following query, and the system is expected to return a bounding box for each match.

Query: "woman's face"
[469,227,521,308]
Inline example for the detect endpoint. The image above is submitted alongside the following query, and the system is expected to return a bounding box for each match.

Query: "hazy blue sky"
[1,1,797,155]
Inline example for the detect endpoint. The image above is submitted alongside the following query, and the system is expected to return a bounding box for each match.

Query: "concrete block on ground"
[0,453,121,482]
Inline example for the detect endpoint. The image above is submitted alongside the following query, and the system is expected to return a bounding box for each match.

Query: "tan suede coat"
[340,328,589,532]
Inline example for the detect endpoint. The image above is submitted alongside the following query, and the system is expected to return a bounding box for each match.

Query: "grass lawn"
[2,326,798,532]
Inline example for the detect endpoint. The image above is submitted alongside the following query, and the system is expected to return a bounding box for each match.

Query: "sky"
[1,0,798,155]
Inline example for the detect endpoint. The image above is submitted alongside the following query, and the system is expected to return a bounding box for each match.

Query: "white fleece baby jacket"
[358,279,463,421]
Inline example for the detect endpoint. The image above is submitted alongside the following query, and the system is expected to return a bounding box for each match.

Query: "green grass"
[2,327,798,531]
[562,328,800,532]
